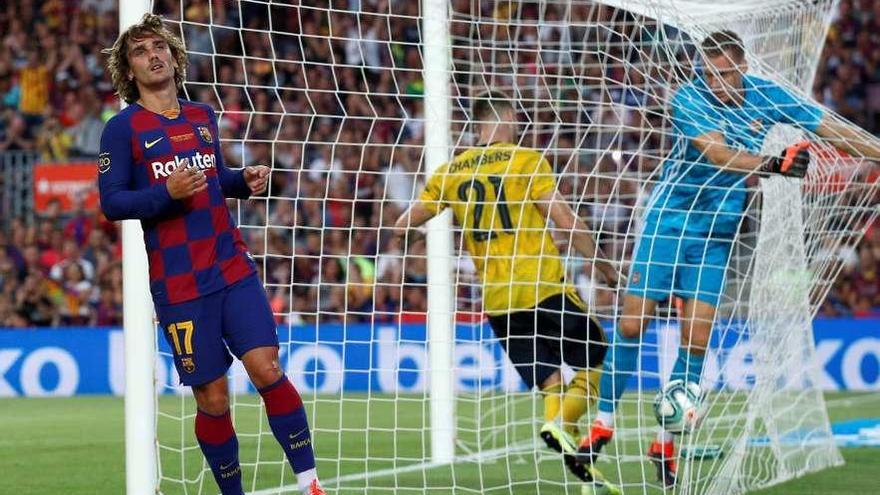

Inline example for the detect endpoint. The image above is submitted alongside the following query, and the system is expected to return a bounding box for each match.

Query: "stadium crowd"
[0,0,877,327]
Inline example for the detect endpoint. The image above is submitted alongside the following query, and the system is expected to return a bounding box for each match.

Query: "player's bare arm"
[535,189,622,288]
[693,120,880,179]
[691,131,764,172]
[815,116,880,160]
[392,203,435,243]
[690,131,810,178]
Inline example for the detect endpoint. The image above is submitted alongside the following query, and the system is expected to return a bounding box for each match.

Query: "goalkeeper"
[577,30,880,488]
[394,91,621,485]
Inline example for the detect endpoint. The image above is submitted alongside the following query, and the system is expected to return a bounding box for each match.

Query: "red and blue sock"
[259,376,318,491]
[195,409,243,495]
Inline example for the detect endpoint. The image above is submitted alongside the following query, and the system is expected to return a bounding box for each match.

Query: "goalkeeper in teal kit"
[576,30,880,487]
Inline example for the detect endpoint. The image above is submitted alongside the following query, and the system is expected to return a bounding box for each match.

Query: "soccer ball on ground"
[653,379,704,434]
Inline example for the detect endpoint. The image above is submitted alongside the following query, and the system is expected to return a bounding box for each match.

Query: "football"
[653,379,704,434]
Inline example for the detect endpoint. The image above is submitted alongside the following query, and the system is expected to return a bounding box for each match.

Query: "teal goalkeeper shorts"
[626,227,733,307]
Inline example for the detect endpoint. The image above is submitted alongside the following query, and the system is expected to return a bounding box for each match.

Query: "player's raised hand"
[762,142,810,178]
[166,162,207,199]
[244,165,270,195]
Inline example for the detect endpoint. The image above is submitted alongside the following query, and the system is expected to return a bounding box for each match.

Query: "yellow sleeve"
[418,169,448,215]
[529,155,556,201]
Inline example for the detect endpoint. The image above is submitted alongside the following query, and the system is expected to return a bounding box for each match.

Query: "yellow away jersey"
[419,143,582,315]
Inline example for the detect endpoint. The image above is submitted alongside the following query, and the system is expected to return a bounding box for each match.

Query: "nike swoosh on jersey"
[145,137,164,149]
[219,461,236,470]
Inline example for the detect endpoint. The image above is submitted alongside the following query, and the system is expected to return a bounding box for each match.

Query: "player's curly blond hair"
[103,13,188,104]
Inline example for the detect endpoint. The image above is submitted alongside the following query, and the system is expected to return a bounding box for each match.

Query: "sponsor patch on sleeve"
[98,152,111,174]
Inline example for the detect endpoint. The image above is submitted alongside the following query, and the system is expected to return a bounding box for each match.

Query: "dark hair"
[473,90,515,122]
[701,30,745,62]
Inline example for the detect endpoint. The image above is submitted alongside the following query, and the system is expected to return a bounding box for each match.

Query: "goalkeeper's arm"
[815,115,880,160]
[691,131,810,178]
[535,190,623,288]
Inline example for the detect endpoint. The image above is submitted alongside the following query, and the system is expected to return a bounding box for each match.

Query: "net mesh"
[145,0,879,493]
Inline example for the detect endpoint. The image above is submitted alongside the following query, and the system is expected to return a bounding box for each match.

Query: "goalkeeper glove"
[761,142,810,178]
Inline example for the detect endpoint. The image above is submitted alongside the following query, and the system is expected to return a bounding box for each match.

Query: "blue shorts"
[626,228,733,306]
[155,273,278,386]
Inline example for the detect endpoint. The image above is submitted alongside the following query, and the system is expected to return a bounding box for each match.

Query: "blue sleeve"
[763,81,824,132]
[670,88,720,139]
[209,108,251,199]
[98,118,175,221]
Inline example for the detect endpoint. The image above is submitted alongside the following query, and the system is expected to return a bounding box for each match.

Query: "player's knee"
[681,324,711,354]
[618,317,645,340]
[539,371,563,391]
[250,362,284,389]
[194,389,230,415]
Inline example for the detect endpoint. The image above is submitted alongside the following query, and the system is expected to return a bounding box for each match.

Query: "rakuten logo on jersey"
[151,151,216,179]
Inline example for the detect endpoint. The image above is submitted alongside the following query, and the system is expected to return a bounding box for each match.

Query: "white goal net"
[141,0,880,494]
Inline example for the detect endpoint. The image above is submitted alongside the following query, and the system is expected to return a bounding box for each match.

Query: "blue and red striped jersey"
[98,99,255,306]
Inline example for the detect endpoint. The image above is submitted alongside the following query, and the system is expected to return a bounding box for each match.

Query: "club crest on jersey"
[98,152,111,174]
[181,357,195,374]
[198,126,213,144]
[631,271,641,285]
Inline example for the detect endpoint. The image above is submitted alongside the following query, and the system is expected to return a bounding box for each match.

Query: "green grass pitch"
[2,392,877,494]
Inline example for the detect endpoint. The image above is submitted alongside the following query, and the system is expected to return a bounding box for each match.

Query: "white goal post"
[422,0,456,466]
[119,2,158,495]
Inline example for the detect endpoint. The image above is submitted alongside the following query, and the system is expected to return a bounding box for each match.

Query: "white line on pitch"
[249,441,535,494]
[250,394,872,494]
[826,393,880,408]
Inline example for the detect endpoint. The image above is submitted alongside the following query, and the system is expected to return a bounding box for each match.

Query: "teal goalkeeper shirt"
[645,74,824,238]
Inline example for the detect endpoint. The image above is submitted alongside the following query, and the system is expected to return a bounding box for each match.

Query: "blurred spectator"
[816,0,880,128]
[18,47,53,130]
[69,91,104,157]
[58,261,92,325]
[0,112,34,152]
[49,238,95,283]
[0,1,116,160]
[93,286,121,326]
[14,271,59,327]
[63,196,96,247]
[36,116,73,160]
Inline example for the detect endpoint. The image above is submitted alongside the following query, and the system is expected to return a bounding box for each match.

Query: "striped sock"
[195,409,243,495]
[259,376,319,492]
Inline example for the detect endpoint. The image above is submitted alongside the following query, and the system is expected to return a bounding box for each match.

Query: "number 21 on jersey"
[457,175,513,242]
